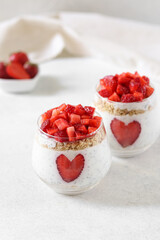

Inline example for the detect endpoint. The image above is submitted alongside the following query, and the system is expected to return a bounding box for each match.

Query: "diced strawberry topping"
[145,85,154,98]
[69,114,81,124]
[65,104,75,113]
[108,92,120,102]
[98,71,154,102]
[88,127,97,134]
[121,94,136,103]
[40,119,50,131]
[74,104,85,115]
[84,106,95,116]
[116,84,129,95]
[55,118,69,130]
[98,88,113,98]
[40,104,102,142]
[81,119,90,125]
[66,126,76,142]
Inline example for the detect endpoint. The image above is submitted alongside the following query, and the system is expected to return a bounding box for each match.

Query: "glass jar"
[94,83,160,157]
[32,112,111,195]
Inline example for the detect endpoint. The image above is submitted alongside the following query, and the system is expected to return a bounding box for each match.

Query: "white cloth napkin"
[0,15,93,63]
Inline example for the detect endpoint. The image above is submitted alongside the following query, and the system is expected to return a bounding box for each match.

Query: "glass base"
[111,144,152,158]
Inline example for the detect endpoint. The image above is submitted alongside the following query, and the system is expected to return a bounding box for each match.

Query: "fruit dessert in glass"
[94,72,160,157]
[32,104,111,195]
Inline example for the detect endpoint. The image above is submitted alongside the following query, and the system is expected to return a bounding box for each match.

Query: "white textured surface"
[0,58,160,240]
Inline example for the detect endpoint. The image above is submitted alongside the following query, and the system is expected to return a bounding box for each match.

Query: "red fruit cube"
[58,103,67,111]
[145,86,154,98]
[74,104,86,115]
[129,78,141,93]
[40,119,50,132]
[89,119,101,128]
[54,130,68,142]
[121,94,136,103]
[55,118,69,130]
[58,112,68,120]
[75,124,88,133]
[84,106,95,116]
[108,92,120,102]
[75,131,86,140]
[66,126,76,142]
[47,128,58,135]
[133,92,143,101]
[142,76,150,85]
[69,114,81,124]
[100,75,114,87]
[98,88,113,98]
[116,84,129,95]
[81,119,90,125]
[100,75,117,92]
[88,127,97,134]
[52,109,60,117]
[65,104,75,113]
[81,115,92,119]
[118,72,132,84]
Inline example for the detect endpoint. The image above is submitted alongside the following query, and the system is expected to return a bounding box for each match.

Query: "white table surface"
[1,58,160,240]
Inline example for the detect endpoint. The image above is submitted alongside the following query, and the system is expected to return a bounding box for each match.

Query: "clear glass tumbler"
[94,83,160,157]
[32,112,111,195]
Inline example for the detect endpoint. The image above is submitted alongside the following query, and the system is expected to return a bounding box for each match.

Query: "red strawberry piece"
[54,130,68,142]
[142,76,149,85]
[52,109,60,117]
[81,119,90,125]
[145,85,154,98]
[40,119,50,132]
[9,51,29,65]
[88,127,97,134]
[84,106,95,116]
[121,94,136,103]
[58,103,67,111]
[24,62,38,78]
[108,92,121,102]
[89,119,101,128]
[98,88,113,98]
[116,84,129,95]
[110,118,141,147]
[55,118,69,130]
[81,115,92,119]
[129,78,141,93]
[56,154,85,182]
[46,128,58,135]
[118,72,132,84]
[75,131,86,140]
[66,126,76,142]
[137,85,147,97]
[74,104,85,115]
[6,62,30,79]
[75,124,88,134]
[65,104,75,113]
[100,75,114,87]
[69,114,81,124]
[58,112,68,120]
[0,62,10,79]
[133,92,143,101]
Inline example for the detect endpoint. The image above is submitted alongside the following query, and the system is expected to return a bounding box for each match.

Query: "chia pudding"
[94,72,160,157]
[32,104,111,195]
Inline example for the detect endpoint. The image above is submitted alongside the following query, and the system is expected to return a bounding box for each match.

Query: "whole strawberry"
[24,62,38,78]
[0,62,10,79]
[9,52,29,65]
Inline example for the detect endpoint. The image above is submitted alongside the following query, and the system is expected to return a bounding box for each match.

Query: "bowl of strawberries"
[0,51,39,93]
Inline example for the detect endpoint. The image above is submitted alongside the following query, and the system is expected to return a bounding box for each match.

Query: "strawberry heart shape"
[110,118,141,148]
[56,154,85,182]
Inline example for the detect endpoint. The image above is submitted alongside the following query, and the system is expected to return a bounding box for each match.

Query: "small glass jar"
[94,83,160,157]
[32,112,111,195]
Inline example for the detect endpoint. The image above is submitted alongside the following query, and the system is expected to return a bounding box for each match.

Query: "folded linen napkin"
[0,15,93,63]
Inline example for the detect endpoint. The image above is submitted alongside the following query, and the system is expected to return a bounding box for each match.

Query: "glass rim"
[95,81,156,105]
[37,110,104,141]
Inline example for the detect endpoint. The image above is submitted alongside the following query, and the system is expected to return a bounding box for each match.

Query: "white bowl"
[0,73,40,93]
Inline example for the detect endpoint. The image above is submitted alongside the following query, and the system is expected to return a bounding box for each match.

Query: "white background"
[0,0,160,24]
